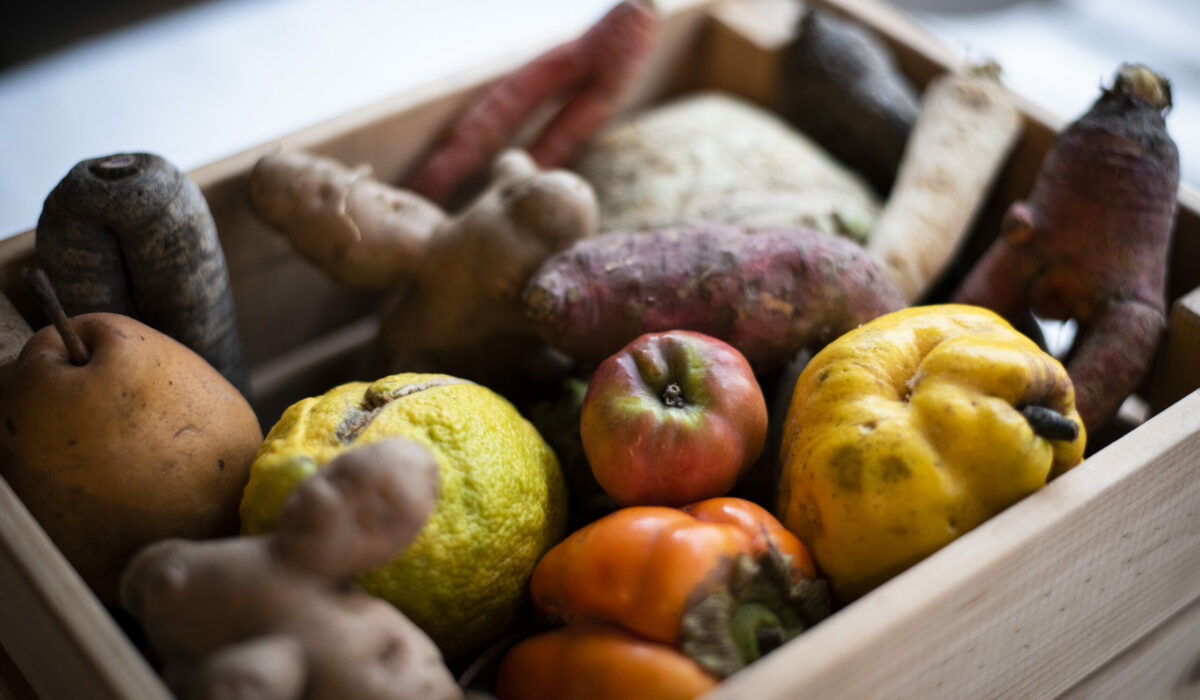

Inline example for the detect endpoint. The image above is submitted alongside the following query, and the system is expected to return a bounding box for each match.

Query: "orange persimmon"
[529,497,828,677]
[494,623,718,700]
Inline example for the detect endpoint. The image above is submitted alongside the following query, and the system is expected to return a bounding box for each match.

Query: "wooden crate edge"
[0,476,170,700]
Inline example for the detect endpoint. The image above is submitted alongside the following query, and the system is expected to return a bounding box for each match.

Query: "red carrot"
[404,0,657,205]
[953,64,1180,433]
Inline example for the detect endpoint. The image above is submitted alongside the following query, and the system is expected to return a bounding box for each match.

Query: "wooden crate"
[1,0,1198,697]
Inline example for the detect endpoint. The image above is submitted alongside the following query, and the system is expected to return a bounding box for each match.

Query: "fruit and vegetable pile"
[0,1,1183,699]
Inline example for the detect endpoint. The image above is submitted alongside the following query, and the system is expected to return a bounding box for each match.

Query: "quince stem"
[1020,404,1079,442]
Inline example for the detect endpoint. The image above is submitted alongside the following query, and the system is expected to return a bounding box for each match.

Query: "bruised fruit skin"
[0,312,261,606]
[778,305,1086,601]
[580,330,767,506]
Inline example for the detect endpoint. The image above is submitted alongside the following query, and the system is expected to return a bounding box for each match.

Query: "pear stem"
[23,267,90,366]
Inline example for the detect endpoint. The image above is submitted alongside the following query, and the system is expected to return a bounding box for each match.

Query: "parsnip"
[867,65,1022,303]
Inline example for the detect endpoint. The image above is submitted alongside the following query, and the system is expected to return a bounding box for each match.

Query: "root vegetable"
[572,91,882,241]
[119,439,462,700]
[380,149,598,379]
[778,9,920,195]
[35,152,248,392]
[249,148,598,383]
[952,64,1180,432]
[522,224,905,371]
[249,151,445,291]
[867,65,1022,303]
[404,0,658,205]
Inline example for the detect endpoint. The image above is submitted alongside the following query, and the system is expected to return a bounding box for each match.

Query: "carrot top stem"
[23,266,90,366]
[1112,63,1172,113]
[966,60,1003,81]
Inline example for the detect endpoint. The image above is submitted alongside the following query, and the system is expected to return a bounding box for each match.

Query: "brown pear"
[0,312,262,606]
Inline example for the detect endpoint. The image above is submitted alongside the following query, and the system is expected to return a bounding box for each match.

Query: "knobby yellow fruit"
[777,304,1085,601]
[240,373,567,656]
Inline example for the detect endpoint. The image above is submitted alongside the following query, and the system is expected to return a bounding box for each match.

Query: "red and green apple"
[580,330,768,506]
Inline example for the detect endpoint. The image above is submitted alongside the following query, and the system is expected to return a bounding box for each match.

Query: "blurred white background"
[0,0,1196,238]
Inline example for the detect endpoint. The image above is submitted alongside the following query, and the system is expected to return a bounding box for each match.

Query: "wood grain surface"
[0,474,170,700]
[1061,593,1200,699]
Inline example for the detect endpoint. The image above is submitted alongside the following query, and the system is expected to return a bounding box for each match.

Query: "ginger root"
[250,147,598,384]
[119,439,463,700]
[379,149,598,378]
[250,151,446,291]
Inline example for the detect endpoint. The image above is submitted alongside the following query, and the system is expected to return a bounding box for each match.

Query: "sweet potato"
[523,225,904,371]
[953,64,1180,433]
[778,8,920,195]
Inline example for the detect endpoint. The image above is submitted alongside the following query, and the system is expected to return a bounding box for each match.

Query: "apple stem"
[23,267,90,366]
[662,383,685,407]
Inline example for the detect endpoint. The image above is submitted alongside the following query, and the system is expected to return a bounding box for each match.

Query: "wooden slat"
[0,295,31,387]
[1151,286,1200,415]
[0,642,37,700]
[708,389,1200,699]
[0,474,171,700]
[1060,593,1200,698]
[702,0,800,105]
